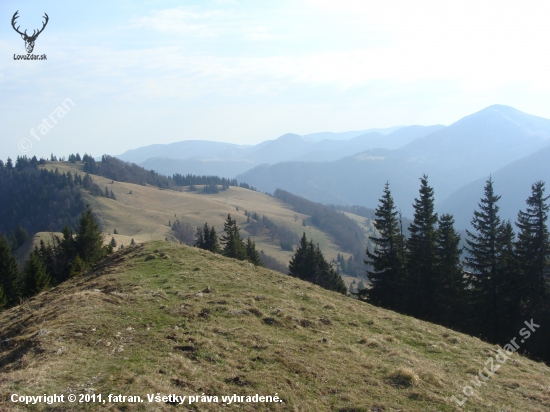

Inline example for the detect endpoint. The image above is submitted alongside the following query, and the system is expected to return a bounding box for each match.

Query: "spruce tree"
[194,225,205,249]
[465,177,506,340]
[289,233,315,282]
[405,175,439,319]
[313,244,347,294]
[207,226,221,254]
[22,251,51,298]
[69,255,86,278]
[434,214,465,328]
[497,220,521,332]
[245,237,263,266]
[515,181,550,312]
[221,214,246,260]
[0,234,20,306]
[365,183,406,310]
[52,226,77,283]
[75,207,105,266]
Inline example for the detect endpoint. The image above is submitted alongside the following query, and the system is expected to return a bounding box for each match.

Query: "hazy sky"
[1,0,550,159]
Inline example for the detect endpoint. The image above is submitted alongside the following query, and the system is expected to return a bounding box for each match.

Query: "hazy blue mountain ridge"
[117,125,442,178]
[440,144,550,228]
[237,105,550,222]
[301,126,404,142]
[117,140,251,164]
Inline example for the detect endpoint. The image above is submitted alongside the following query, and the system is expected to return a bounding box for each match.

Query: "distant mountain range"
[116,125,442,177]
[300,126,404,142]
[236,105,550,226]
[115,105,550,228]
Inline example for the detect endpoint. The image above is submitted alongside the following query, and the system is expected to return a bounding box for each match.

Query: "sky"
[1,0,550,160]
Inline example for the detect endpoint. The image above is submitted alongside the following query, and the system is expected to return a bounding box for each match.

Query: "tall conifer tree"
[208,226,221,254]
[364,183,406,310]
[194,225,205,248]
[434,213,465,328]
[514,181,550,366]
[0,234,20,306]
[289,233,315,282]
[405,175,438,319]
[289,233,346,294]
[245,238,263,266]
[515,181,550,312]
[221,214,246,260]
[313,244,347,294]
[497,220,521,334]
[22,250,51,298]
[465,177,506,340]
[75,207,105,266]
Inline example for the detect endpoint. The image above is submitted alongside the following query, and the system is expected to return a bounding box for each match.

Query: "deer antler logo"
[11,11,49,54]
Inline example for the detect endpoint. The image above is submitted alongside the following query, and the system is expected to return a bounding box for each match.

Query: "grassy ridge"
[1,241,549,411]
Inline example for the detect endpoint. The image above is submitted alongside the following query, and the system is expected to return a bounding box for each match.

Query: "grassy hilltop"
[1,241,549,411]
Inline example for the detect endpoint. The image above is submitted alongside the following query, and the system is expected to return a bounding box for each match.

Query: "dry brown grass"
[1,240,550,411]
[41,162,351,272]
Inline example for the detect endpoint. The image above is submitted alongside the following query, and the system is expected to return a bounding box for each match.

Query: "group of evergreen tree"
[0,207,110,310]
[192,214,342,283]
[220,215,262,266]
[274,189,366,271]
[194,222,220,253]
[1,162,86,235]
[289,233,347,294]
[244,210,299,251]
[191,216,262,266]
[364,175,550,363]
[238,182,257,191]
[68,153,82,163]
[334,253,358,277]
[191,217,292,273]
[173,173,237,188]
[0,155,47,171]
[0,157,119,236]
[103,186,116,200]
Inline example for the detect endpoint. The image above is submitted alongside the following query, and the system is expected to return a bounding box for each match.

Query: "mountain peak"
[275,133,306,142]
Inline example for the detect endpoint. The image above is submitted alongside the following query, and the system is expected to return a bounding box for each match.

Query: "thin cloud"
[132,7,227,37]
